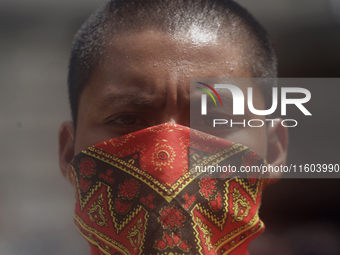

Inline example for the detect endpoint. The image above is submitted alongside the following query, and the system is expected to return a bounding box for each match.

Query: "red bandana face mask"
[67,123,269,255]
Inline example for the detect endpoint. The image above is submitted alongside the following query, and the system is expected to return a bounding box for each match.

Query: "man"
[59,0,288,254]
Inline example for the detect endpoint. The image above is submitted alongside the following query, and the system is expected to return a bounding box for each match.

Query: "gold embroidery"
[127,218,142,251]
[231,188,251,222]
[151,144,176,171]
[87,193,109,227]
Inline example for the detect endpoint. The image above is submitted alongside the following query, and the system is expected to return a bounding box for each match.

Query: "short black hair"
[68,0,277,125]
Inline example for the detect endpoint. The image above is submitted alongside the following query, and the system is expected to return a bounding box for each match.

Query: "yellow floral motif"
[231,188,251,222]
[151,144,176,171]
[127,218,143,251]
[87,193,109,227]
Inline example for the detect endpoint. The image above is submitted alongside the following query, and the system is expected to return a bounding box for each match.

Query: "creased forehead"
[69,0,276,124]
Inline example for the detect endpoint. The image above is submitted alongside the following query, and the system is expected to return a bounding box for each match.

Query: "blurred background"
[0,0,339,254]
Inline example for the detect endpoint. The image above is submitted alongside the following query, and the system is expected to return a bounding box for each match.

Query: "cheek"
[224,127,267,159]
[74,116,108,154]
[243,127,267,159]
[74,126,97,155]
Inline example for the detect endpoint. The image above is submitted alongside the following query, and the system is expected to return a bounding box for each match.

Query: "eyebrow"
[97,91,163,112]
[96,85,236,114]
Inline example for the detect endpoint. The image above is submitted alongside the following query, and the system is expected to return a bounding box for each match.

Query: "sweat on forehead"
[68,0,277,125]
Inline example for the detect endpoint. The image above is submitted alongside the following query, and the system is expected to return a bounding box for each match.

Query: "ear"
[266,118,289,184]
[58,121,75,178]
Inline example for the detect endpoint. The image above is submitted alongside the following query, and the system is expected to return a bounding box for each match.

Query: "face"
[75,30,267,156]
[59,30,288,178]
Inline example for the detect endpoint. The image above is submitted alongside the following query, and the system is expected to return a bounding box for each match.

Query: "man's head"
[59,0,287,179]
[68,0,277,126]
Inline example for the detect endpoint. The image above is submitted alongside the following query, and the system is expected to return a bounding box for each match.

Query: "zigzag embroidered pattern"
[68,123,267,254]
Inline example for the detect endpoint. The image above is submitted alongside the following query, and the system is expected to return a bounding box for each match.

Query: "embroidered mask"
[67,123,268,255]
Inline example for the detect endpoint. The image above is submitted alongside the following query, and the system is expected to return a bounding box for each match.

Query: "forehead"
[98,30,251,81]
[75,30,266,155]
[79,30,253,113]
